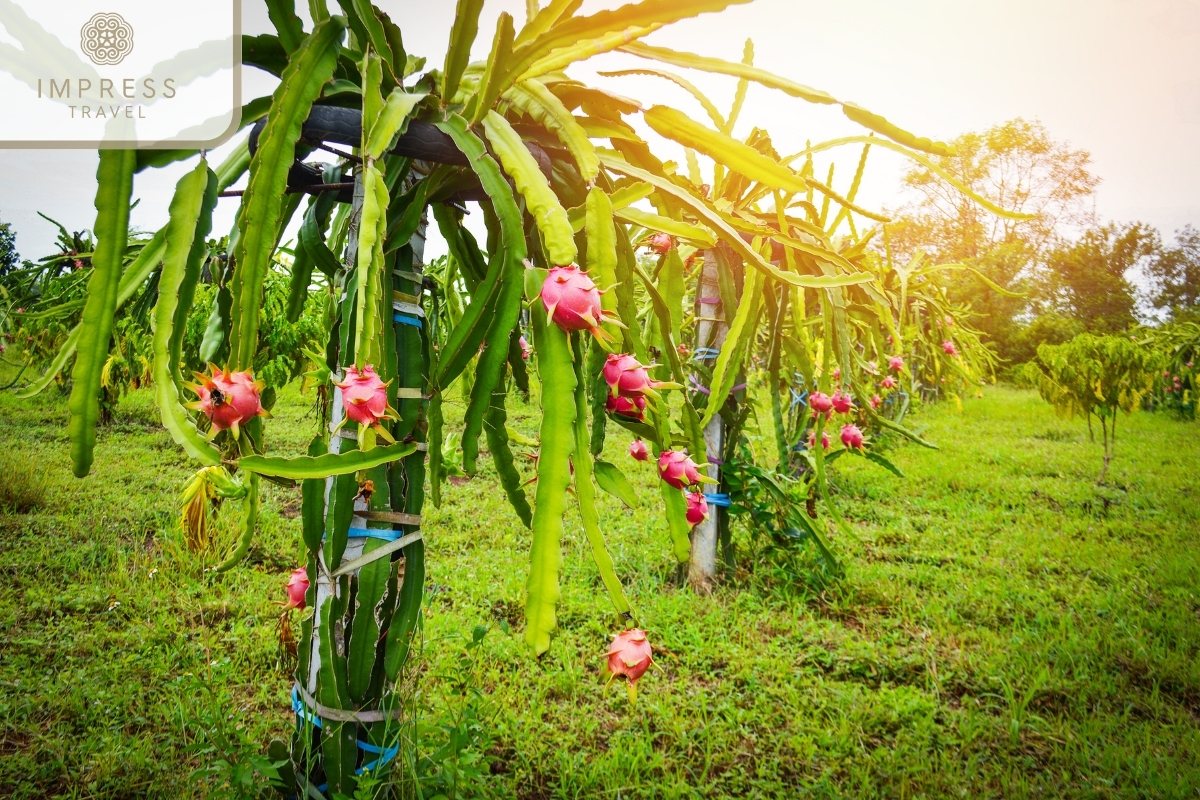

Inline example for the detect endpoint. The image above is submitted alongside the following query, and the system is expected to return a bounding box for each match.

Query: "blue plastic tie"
[790,389,809,409]
[393,313,423,329]
[346,526,405,542]
[291,687,401,794]
[703,493,732,508]
[692,347,721,361]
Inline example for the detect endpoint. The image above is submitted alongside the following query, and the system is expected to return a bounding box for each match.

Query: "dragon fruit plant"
[25,0,1029,792]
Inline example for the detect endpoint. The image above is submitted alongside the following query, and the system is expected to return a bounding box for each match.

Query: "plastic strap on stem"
[698,297,721,305]
[703,493,732,507]
[393,313,423,329]
[346,526,409,542]
[692,347,721,361]
[391,300,425,318]
[291,686,401,793]
[689,375,711,395]
[331,531,423,578]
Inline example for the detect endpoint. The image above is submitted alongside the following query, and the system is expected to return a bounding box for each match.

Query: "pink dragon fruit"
[335,365,398,438]
[645,233,673,255]
[809,391,834,416]
[832,367,842,380]
[602,353,666,398]
[831,391,853,414]
[540,265,611,339]
[606,628,655,701]
[519,335,532,361]
[1187,361,1194,369]
[607,393,646,420]
[881,376,898,390]
[187,366,267,437]
[281,567,309,610]
[629,439,650,461]
[1163,371,1171,378]
[840,423,865,451]
[942,340,959,357]
[808,430,831,450]
[658,450,702,489]
[888,356,904,372]
[685,491,709,526]
[869,394,883,410]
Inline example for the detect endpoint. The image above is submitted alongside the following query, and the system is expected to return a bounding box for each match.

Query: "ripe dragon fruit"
[607,393,647,420]
[869,394,883,410]
[658,449,702,489]
[685,491,709,526]
[281,567,309,610]
[606,628,655,702]
[808,430,831,450]
[335,365,398,440]
[881,376,898,390]
[603,353,667,398]
[942,340,959,357]
[840,423,865,451]
[629,439,650,461]
[519,335,532,361]
[540,265,613,339]
[831,391,854,414]
[187,366,267,437]
[645,232,673,255]
[888,356,904,372]
[808,391,834,416]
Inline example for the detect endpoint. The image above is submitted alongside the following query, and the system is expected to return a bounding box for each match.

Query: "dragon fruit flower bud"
[808,391,834,416]
[282,567,309,610]
[606,393,646,420]
[840,423,865,451]
[869,394,883,410]
[606,628,655,701]
[942,340,959,357]
[629,439,650,461]
[519,335,532,361]
[685,491,709,526]
[808,430,831,450]
[1187,361,1194,369]
[645,233,673,255]
[881,376,898,390]
[187,366,267,437]
[335,365,397,432]
[658,450,702,489]
[541,265,613,340]
[888,356,904,372]
[831,391,853,414]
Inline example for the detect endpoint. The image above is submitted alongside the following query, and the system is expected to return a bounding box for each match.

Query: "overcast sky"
[1,0,1198,261]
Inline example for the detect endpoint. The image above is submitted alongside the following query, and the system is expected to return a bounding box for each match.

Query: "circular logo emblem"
[80,12,134,66]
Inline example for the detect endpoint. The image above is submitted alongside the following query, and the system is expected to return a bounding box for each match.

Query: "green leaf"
[622,41,837,105]
[153,162,222,467]
[365,90,428,159]
[594,461,640,508]
[643,105,808,195]
[525,304,576,655]
[67,149,135,478]
[442,0,485,103]
[863,450,905,478]
[238,442,417,479]
[230,16,345,369]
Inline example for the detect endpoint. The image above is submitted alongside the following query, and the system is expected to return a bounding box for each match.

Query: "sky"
[1,0,1198,261]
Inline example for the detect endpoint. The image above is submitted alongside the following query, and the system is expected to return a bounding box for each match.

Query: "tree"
[1145,225,1200,320]
[1024,333,1159,482]
[885,119,1101,361]
[0,216,17,278]
[1039,222,1157,333]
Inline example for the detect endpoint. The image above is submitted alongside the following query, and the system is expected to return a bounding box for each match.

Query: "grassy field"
[1,370,1198,799]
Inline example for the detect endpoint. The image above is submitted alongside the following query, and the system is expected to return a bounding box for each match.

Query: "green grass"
[1,369,1198,798]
